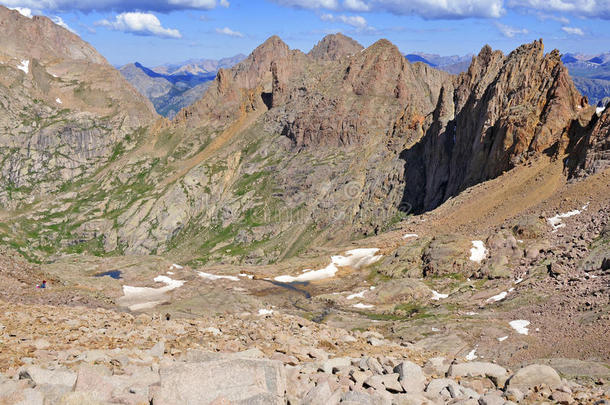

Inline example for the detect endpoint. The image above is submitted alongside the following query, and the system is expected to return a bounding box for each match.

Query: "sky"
[3,0,609,67]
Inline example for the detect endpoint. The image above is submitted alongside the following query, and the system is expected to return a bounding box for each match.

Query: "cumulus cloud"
[321,12,368,28]
[508,0,610,18]
[343,0,369,11]
[0,0,227,12]
[371,0,505,19]
[561,26,584,36]
[495,22,528,37]
[215,26,243,37]
[96,12,181,38]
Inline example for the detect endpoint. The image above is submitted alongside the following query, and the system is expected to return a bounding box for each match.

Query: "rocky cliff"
[401,40,588,213]
[0,6,157,208]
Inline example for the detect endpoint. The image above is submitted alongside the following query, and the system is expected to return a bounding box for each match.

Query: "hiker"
[36,280,46,289]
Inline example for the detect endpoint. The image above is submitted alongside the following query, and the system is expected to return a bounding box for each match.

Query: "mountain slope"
[0,6,157,214]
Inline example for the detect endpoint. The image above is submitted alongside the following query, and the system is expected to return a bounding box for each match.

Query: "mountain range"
[0,6,608,402]
[119,55,245,118]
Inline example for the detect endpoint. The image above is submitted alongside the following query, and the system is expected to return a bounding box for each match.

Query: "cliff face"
[0,6,157,207]
[401,40,587,212]
[272,39,451,148]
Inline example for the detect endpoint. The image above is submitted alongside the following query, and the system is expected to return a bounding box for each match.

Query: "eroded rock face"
[0,6,157,208]
[402,40,586,213]
[567,105,610,177]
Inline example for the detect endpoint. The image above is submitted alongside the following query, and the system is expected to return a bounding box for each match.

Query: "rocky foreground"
[0,301,608,405]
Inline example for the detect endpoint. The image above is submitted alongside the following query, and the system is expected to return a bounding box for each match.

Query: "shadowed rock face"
[400,40,587,213]
[566,106,610,177]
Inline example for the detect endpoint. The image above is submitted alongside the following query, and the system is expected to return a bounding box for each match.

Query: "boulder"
[394,361,426,393]
[19,366,77,389]
[448,362,509,388]
[153,358,286,405]
[505,364,561,392]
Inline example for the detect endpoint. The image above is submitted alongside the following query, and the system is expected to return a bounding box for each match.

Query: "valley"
[0,6,608,405]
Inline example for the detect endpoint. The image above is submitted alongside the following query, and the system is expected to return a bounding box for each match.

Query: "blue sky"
[3,0,609,67]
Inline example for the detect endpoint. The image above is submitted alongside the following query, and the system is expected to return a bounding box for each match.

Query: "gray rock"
[505,364,561,392]
[302,382,341,405]
[322,357,352,374]
[422,357,450,377]
[478,393,505,405]
[425,378,461,398]
[154,358,286,405]
[448,362,509,388]
[340,390,373,404]
[19,366,77,389]
[394,361,426,393]
[147,341,165,357]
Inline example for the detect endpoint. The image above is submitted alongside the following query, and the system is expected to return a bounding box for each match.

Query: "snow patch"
[170,263,183,270]
[465,311,478,316]
[17,59,29,74]
[258,309,273,316]
[431,327,440,332]
[403,233,418,239]
[548,204,588,231]
[274,248,382,283]
[465,349,478,361]
[120,275,185,311]
[353,303,374,309]
[166,271,174,275]
[469,240,487,262]
[55,98,62,104]
[198,272,239,281]
[497,336,508,342]
[515,277,524,284]
[509,320,530,335]
[486,291,507,302]
[346,290,366,300]
[431,290,448,300]
[597,106,606,115]
[239,273,254,279]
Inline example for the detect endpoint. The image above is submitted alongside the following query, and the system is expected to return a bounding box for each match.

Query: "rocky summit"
[0,4,608,405]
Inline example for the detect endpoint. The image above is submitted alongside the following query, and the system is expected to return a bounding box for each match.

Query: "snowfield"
[275,248,382,283]
[198,272,240,281]
[120,275,185,311]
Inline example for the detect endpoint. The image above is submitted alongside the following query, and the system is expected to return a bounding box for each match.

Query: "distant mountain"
[404,54,436,66]
[120,55,245,119]
[153,55,246,76]
[404,52,473,74]
[561,52,610,105]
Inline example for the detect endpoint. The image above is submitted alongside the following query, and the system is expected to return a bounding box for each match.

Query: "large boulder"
[505,364,561,392]
[153,358,286,405]
[448,362,509,388]
[393,361,426,393]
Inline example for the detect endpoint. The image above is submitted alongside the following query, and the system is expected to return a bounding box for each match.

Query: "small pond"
[94,270,123,280]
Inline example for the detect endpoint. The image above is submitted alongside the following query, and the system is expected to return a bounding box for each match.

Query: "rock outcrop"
[401,40,586,212]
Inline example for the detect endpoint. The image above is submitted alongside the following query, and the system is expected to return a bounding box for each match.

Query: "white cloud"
[9,6,32,17]
[561,26,584,35]
[343,0,369,11]
[361,0,505,19]
[96,12,181,38]
[215,26,244,37]
[51,15,76,33]
[0,0,227,12]
[271,0,339,9]
[508,0,610,18]
[321,13,368,28]
[536,12,569,24]
[495,22,528,37]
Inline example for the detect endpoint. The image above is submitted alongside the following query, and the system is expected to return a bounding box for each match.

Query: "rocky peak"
[401,39,586,213]
[0,6,105,64]
[308,33,363,61]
